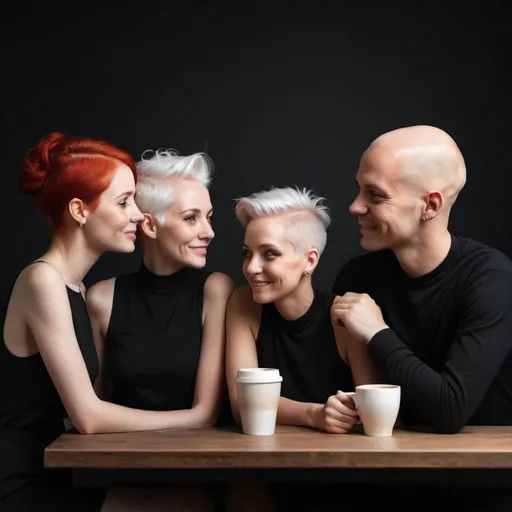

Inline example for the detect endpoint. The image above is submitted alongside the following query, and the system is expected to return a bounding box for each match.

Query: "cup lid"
[235,368,283,383]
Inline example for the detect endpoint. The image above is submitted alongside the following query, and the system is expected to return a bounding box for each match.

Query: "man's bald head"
[368,125,466,208]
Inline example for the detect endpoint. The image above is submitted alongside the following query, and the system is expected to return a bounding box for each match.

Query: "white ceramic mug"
[343,384,401,437]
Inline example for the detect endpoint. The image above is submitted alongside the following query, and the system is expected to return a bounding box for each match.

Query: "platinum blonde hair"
[235,186,331,255]
[135,148,213,224]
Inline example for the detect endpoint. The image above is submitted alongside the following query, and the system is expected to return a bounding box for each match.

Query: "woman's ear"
[68,198,88,226]
[139,213,158,239]
[304,247,320,275]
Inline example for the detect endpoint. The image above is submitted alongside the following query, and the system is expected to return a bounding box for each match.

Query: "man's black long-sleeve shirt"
[333,234,512,433]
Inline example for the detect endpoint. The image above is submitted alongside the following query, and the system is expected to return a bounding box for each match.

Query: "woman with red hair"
[0,132,216,511]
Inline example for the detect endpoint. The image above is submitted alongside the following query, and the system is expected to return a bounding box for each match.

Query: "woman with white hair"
[86,148,234,511]
[225,186,379,511]
[226,186,379,434]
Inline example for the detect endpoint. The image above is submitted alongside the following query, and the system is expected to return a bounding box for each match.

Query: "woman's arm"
[86,278,115,400]
[23,264,229,434]
[226,287,357,432]
[225,286,260,425]
[332,296,382,387]
[188,272,235,427]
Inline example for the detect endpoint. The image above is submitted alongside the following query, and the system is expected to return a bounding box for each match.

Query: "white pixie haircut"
[235,186,331,255]
[135,148,213,224]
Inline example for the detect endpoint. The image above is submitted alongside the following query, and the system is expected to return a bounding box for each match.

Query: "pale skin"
[226,214,380,434]
[4,165,204,434]
[86,177,235,429]
[331,125,467,344]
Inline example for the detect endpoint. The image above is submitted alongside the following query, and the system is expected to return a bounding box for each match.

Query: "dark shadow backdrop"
[1,2,509,292]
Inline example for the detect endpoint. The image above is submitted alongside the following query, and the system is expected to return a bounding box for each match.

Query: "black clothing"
[0,261,100,509]
[333,234,512,433]
[105,264,211,411]
[257,289,354,404]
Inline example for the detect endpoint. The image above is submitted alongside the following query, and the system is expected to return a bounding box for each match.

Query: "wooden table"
[43,425,512,486]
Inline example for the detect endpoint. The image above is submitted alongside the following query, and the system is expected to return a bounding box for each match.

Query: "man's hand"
[331,292,388,344]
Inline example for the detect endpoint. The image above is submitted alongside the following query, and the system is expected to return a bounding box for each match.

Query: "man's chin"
[360,236,384,252]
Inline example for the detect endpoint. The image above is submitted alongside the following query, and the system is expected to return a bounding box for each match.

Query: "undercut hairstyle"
[135,148,213,224]
[235,186,331,255]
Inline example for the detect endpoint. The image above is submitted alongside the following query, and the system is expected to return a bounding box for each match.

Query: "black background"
[1,2,509,292]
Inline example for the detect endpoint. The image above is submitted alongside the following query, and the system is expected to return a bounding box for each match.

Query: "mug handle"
[337,390,357,408]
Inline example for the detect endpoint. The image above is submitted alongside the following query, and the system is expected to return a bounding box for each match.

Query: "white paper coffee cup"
[235,368,283,436]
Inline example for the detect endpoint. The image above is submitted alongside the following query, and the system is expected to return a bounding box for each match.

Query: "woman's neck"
[142,250,185,276]
[274,280,315,321]
[42,232,101,290]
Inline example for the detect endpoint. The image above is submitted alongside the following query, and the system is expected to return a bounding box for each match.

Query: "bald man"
[332,125,512,435]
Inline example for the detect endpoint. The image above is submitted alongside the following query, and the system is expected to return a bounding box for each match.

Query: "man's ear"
[423,190,444,221]
[140,213,158,239]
